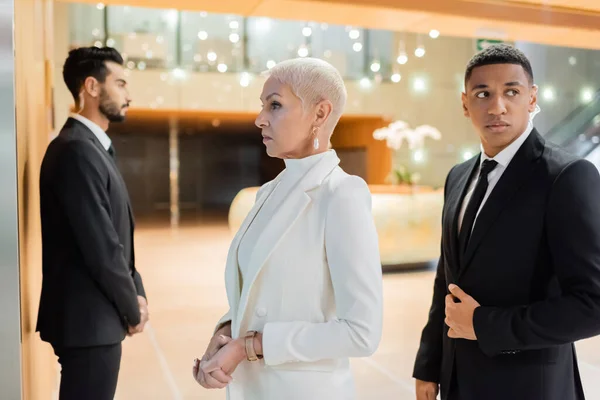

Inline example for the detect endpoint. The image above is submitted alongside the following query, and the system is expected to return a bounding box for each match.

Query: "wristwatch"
[245,330,263,362]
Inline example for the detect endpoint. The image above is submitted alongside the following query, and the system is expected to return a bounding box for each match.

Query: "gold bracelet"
[245,331,260,362]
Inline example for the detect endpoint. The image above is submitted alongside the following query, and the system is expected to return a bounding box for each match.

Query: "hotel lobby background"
[4,0,600,398]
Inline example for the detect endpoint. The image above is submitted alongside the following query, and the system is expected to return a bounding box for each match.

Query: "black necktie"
[458,159,498,257]
[108,144,116,160]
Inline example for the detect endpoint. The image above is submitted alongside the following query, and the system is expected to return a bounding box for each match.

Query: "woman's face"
[255,77,316,159]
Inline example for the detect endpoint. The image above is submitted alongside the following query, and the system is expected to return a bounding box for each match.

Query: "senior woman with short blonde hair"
[192,57,383,400]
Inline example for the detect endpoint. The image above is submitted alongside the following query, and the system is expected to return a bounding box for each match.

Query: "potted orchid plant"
[373,121,442,187]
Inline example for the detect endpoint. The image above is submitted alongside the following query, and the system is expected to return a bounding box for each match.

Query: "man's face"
[461,63,537,157]
[98,61,131,122]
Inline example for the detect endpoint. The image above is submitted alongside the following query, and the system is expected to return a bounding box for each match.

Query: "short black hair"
[465,44,534,86]
[63,46,124,105]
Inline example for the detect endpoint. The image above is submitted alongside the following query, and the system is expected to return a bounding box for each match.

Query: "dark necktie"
[108,144,116,160]
[458,159,498,257]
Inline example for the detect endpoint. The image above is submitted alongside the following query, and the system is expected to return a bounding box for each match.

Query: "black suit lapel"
[458,130,545,278]
[107,149,136,267]
[445,157,480,278]
[101,141,136,255]
[102,144,136,234]
[66,117,136,246]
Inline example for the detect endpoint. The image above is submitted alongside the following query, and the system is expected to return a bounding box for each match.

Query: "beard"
[99,88,128,123]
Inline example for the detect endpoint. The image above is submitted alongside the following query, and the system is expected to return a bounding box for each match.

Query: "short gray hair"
[263,57,347,132]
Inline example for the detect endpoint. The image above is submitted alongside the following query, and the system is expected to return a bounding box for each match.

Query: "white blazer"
[216,151,383,400]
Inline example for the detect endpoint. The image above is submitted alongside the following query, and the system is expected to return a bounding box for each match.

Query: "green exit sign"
[476,38,504,51]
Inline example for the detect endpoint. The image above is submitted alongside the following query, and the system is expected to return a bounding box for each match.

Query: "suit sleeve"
[55,141,141,326]
[474,159,600,356]
[133,269,146,299]
[261,176,383,365]
[413,170,452,383]
[214,312,232,335]
[130,233,147,299]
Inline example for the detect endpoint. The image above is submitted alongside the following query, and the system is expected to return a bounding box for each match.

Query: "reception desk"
[228,185,443,270]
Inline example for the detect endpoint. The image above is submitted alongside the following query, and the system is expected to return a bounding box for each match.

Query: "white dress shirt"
[458,122,534,232]
[70,113,112,151]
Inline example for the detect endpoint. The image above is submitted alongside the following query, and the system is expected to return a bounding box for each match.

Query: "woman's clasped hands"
[193,329,246,389]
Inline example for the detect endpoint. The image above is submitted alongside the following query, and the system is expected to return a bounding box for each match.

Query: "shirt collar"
[479,121,533,168]
[70,113,112,151]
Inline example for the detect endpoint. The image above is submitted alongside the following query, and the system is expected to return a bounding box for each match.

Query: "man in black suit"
[37,47,148,400]
[413,44,600,400]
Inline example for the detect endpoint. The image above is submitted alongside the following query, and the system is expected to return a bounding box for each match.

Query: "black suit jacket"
[36,118,146,348]
[413,129,600,400]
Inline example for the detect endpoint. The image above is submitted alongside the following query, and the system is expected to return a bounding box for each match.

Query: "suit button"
[256,307,267,317]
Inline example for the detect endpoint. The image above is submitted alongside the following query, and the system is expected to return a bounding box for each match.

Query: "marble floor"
[113,218,600,399]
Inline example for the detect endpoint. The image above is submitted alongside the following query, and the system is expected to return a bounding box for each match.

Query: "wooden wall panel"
[15,0,58,399]
[331,117,392,185]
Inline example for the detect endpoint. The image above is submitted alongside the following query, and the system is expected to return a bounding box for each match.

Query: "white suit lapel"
[224,174,282,335]
[234,151,340,334]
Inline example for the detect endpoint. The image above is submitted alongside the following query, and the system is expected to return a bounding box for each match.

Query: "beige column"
[169,116,180,228]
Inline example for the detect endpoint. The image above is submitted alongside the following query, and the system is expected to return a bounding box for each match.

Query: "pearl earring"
[313,137,319,150]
